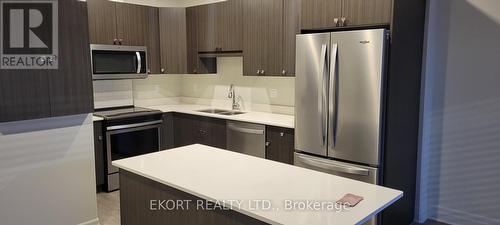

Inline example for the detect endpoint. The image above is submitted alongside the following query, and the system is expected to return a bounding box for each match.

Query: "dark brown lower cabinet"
[93,121,105,188]
[265,126,295,165]
[173,113,226,149]
[161,113,175,150]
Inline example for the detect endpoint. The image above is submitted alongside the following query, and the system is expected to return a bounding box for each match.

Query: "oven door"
[91,44,147,80]
[106,121,162,175]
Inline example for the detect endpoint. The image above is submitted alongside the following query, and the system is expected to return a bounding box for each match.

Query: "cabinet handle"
[161,68,165,73]
[281,70,286,75]
[334,18,339,27]
[113,38,118,45]
[147,69,151,74]
[265,141,271,147]
[261,69,265,75]
[256,70,260,75]
[280,132,284,137]
[118,38,123,45]
[98,135,103,141]
[340,17,346,27]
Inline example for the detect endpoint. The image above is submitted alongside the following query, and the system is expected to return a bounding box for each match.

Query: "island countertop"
[112,144,402,225]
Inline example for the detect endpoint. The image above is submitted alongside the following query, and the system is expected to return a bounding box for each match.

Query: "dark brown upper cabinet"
[186,7,199,74]
[87,0,160,73]
[301,0,393,29]
[88,0,146,45]
[301,0,342,30]
[115,3,148,46]
[342,0,393,26]
[196,0,243,52]
[87,0,117,45]
[244,0,300,77]
[159,8,188,74]
[145,7,161,74]
[282,0,300,76]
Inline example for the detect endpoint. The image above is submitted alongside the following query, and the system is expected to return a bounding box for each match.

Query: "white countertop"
[92,116,103,122]
[113,144,402,225]
[146,104,295,128]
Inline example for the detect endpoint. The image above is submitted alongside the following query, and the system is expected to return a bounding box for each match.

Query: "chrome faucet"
[228,84,240,110]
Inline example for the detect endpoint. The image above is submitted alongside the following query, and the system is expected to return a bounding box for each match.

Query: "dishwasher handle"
[227,123,264,135]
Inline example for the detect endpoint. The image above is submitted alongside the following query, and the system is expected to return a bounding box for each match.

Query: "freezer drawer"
[226,122,266,158]
[294,152,379,225]
[294,152,378,184]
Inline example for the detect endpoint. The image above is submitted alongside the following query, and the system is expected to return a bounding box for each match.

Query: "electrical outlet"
[270,89,278,98]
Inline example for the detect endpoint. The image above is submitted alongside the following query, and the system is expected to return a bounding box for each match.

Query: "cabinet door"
[196,4,217,52]
[93,121,105,186]
[282,0,300,76]
[266,126,295,165]
[161,113,175,150]
[342,0,393,26]
[261,0,283,76]
[159,8,187,74]
[173,113,197,147]
[186,7,199,74]
[301,0,342,29]
[50,0,94,116]
[242,0,262,76]
[145,7,161,74]
[216,0,243,51]
[87,0,117,44]
[115,3,148,46]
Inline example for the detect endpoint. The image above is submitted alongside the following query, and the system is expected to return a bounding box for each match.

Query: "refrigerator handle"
[329,43,339,148]
[318,44,328,148]
[295,153,370,176]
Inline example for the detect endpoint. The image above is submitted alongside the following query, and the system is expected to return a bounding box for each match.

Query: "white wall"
[0,114,98,225]
[418,0,500,224]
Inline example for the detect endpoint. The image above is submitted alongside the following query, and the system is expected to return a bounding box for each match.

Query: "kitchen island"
[112,144,402,225]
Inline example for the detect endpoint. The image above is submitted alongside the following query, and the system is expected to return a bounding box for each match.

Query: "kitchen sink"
[197,109,246,116]
[218,111,246,115]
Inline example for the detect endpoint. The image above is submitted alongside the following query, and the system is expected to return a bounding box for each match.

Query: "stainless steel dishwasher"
[226,121,266,158]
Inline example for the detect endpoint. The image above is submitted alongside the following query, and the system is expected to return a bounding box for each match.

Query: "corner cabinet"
[301,0,393,29]
[265,126,295,165]
[243,0,298,77]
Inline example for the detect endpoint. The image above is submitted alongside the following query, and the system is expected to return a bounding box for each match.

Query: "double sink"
[197,109,246,116]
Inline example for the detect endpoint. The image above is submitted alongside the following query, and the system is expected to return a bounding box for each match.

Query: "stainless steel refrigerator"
[294,28,388,194]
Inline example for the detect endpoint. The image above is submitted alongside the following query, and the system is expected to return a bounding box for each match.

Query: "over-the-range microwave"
[90,44,148,80]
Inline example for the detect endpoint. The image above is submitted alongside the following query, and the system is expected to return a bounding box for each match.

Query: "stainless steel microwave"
[90,44,148,80]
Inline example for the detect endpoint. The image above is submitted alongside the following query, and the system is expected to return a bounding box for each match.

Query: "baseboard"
[433,205,500,225]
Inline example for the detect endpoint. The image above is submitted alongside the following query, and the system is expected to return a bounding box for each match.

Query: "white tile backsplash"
[93,80,134,109]
[92,57,295,114]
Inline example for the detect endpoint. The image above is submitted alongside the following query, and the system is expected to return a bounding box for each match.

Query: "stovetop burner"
[94,106,162,120]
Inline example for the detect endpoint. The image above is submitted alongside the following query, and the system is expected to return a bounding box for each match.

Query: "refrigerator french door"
[294,28,387,225]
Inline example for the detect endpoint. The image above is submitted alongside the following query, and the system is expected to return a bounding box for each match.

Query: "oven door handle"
[106,120,163,131]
